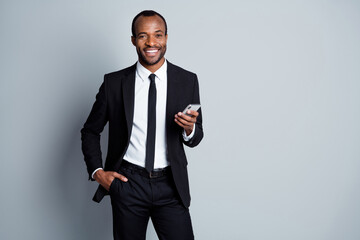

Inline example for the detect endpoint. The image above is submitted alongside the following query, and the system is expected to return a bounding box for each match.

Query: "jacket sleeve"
[183,74,204,148]
[80,76,108,180]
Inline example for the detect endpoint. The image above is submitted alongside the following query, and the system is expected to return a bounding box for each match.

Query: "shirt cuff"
[91,168,103,179]
[182,124,196,141]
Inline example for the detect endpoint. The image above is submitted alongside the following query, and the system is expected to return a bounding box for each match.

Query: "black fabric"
[145,74,157,173]
[121,160,170,178]
[81,61,204,207]
[110,164,194,240]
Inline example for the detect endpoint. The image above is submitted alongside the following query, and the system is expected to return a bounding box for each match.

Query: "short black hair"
[131,10,167,37]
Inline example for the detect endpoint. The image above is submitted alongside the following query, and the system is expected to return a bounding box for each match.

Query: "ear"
[131,36,136,46]
[165,34,168,42]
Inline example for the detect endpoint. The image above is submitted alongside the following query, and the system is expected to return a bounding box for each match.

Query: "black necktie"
[145,74,157,173]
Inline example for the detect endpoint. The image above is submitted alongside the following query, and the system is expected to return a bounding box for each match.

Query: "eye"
[138,35,146,39]
[156,34,163,38]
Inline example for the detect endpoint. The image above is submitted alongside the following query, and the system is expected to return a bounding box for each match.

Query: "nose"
[146,35,155,46]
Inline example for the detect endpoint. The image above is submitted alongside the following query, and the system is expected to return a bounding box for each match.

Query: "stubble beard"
[137,46,167,66]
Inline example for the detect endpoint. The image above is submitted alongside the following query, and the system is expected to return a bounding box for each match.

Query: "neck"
[140,58,165,73]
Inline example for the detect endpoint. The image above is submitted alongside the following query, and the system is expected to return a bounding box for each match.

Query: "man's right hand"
[93,169,128,191]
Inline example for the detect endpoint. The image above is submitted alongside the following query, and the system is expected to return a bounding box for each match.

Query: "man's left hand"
[174,110,198,136]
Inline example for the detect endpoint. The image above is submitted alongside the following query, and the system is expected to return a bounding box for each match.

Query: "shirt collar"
[136,60,167,82]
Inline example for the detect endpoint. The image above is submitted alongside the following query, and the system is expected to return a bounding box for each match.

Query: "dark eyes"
[137,34,163,39]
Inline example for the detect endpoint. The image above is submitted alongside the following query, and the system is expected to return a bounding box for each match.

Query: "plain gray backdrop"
[1,0,359,239]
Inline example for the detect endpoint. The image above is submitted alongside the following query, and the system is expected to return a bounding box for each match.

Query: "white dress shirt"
[92,60,195,178]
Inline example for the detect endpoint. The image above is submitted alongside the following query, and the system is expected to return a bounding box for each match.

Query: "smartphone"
[182,104,201,116]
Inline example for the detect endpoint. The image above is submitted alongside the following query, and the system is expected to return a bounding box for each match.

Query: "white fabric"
[123,61,168,168]
[91,60,195,178]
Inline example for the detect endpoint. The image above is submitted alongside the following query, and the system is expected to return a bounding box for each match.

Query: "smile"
[145,49,159,53]
[144,48,160,57]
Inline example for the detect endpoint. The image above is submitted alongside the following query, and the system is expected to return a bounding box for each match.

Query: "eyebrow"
[137,30,164,36]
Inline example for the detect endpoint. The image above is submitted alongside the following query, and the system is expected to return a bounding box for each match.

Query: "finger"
[113,172,128,182]
[177,112,193,121]
[176,112,196,123]
[186,110,199,117]
[175,116,194,127]
[103,176,114,191]
[174,118,186,128]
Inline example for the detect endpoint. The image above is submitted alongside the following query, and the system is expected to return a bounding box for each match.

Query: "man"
[81,10,203,240]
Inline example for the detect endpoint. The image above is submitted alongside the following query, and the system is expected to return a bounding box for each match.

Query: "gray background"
[1,0,359,239]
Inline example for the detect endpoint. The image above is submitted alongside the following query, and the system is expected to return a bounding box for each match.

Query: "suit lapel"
[166,61,182,136]
[122,64,136,137]
[122,61,181,145]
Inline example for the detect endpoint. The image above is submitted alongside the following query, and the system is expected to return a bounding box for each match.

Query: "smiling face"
[131,15,168,72]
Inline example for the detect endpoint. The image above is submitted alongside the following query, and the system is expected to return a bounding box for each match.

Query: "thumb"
[113,172,128,182]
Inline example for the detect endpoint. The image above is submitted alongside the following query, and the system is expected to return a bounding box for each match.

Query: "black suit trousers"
[109,163,194,240]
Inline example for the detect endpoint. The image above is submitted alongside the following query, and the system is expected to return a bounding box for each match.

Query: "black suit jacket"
[81,61,203,207]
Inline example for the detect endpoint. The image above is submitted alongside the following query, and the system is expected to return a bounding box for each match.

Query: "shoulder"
[167,61,197,79]
[100,64,136,90]
[103,64,136,83]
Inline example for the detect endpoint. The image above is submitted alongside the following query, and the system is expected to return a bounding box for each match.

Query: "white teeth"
[146,50,158,53]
